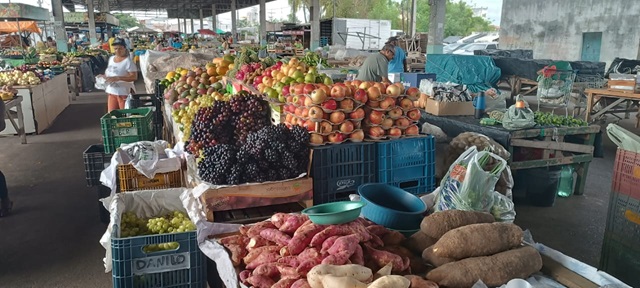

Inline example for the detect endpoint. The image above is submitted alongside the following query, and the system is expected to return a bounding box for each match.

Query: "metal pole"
[410,0,417,37]
[87,0,98,44]
[310,0,320,49]
[427,0,445,54]
[199,9,204,31]
[259,0,266,46]
[190,18,195,34]
[231,0,237,41]
[183,18,187,34]
[332,0,336,19]
[51,0,68,52]
[211,4,217,31]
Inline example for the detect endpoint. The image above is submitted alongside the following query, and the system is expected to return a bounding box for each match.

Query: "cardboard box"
[425,98,474,116]
[608,79,637,93]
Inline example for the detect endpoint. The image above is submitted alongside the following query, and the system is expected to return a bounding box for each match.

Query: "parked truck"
[320,18,392,50]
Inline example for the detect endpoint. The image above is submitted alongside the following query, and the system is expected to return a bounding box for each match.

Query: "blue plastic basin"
[358,183,426,230]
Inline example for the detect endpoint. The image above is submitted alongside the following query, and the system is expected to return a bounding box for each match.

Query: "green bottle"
[557,165,574,197]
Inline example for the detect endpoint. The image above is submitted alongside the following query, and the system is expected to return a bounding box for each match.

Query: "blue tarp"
[426,54,502,93]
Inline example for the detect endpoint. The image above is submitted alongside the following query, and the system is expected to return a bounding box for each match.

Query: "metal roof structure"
[62,0,276,18]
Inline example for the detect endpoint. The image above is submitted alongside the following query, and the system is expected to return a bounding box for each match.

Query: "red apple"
[407,109,421,121]
[310,133,325,144]
[350,108,365,119]
[373,82,386,93]
[339,99,355,111]
[406,87,420,98]
[379,98,394,109]
[293,84,305,95]
[381,118,394,129]
[368,126,385,138]
[319,121,333,134]
[330,85,346,98]
[395,117,410,127]
[285,114,293,124]
[282,85,291,97]
[344,80,352,86]
[294,107,304,117]
[388,107,403,118]
[389,127,402,137]
[322,99,338,110]
[358,81,371,90]
[350,130,365,142]
[296,118,306,126]
[330,111,346,123]
[367,86,382,101]
[386,84,402,96]
[393,83,406,94]
[369,110,385,125]
[404,124,419,135]
[318,84,331,96]
[351,80,363,88]
[286,95,295,103]
[368,100,380,108]
[339,120,355,133]
[310,89,328,104]
[399,98,414,109]
[303,119,315,132]
[328,132,345,143]
[293,95,305,106]
[353,88,368,103]
[303,84,316,95]
[301,108,310,118]
[309,106,324,120]
[304,96,314,106]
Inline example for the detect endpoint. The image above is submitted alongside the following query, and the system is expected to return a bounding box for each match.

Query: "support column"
[310,0,320,50]
[87,0,98,44]
[231,0,237,41]
[191,18,195,34]
[259,0,266,46]
[51,0,68,52]
[211,4,217,31]
[426,0,445,54]
[102,0,111,37]
[183,18,188,34]
[177,18,181,33]
[199,9,204,31]
[410,0,417,37]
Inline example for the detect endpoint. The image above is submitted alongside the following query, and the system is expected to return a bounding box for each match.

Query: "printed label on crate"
[115,122,134,128]
[133,252,190,275]
[634,166,640,179]
[138,176,168,187]
[113,127,139,137]
[336,179,356,191]
[625,210,640,225]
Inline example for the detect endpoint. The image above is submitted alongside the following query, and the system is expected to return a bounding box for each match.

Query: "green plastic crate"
[101,108,155,154]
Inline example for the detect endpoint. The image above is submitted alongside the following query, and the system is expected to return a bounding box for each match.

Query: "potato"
[403,231,438,254]
[368,275,411,288]
[307,264,373,288]
[432,223,523,259]
[426,246,543,288]
[420,210,495,239]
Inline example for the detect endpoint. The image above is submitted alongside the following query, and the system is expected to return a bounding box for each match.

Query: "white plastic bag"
[95,75,107,90]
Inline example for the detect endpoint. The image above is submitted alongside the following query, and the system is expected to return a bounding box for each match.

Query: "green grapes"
[119,210,196,252]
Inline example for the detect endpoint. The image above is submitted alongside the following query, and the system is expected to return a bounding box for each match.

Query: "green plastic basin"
[302,201,366,225]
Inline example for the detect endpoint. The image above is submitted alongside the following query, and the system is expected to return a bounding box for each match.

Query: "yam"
[420,210,495,239]
[368,275,411,288]
[432,222,523,259]
[382,230,406,246]
[318,275,367,288]
[307,264,373,288]
[403,231,438,255]
[421,245,454,267]
[426,246,543,288]
[291,279,311,288]
[373,263,392,280]
[404,275,439,288]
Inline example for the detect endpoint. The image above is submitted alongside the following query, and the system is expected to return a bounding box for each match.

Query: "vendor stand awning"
[128,26,160,34]
[198,29,226,36]
[0,3,50,21]
[0,21,41,34]
[63,12,119,26]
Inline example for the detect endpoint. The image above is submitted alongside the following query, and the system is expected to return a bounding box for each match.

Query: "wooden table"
[584,88,640,127]
[3,96,26,144]
[499,75,539,102]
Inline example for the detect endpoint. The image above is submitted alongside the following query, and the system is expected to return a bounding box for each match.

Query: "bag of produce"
[502,95,535,130]
[436,147,515,221]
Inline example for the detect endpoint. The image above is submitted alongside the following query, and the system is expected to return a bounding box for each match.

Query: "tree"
[415,0,494,37]
[114,13,140,29]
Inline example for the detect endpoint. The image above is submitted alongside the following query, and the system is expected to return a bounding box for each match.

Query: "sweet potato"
[253,263,282,278]
[367,232,385,248]
[247,221,277,238]
[239,270,252,284]
[426,246,543,288]
[422,245,454,267]
[293,220,313,235]
[355,217,375,227]
[218,234,248,246]
[239,225,250,235]
[271,212,289,228]
[311,222,371,248]
[404,275,439,288]
[224,243,247,266]
[320,235,341,254]
[382,245,424,274]
[307,264,373,288]
[278,265,301,279]
[246,236,274,250]
[246,251,280,269]
[350,244,364,265]
[366,225,389,237]
[327,234,360,256]
[291,278,311,288]
[273,278,299,288]
[260,228,293,246]
[432,222,523,259]
[243,245,280,264]
[278,256,302,268]
[365,244,410,273]
[246,274,276,288]
[280,214,310,234]
[322,250,353,265]
[403,231,437,254]
[298,247,322,260]
[420,210,495,239]
[382,230,406,246]
[288,223,325,255]
[296,258,323,275]
[368,275,411,288]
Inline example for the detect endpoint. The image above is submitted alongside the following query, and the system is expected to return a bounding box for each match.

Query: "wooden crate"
[211,202,308,224]
[117,163,184,192]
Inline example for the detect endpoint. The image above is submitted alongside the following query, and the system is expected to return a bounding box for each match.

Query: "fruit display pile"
[0,70,42,86]
[534,111,588,127]
[283,83,366,145]
[197,124,310,185]
[119,211,196,252]
[0,85,17,101]
[36,60,63,69]
[255,58,333,106]
[360,81,422,140]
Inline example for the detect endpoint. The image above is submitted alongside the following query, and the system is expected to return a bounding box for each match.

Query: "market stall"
[2,95,26,143]
[0,3,49,67]
[584,88,640,127]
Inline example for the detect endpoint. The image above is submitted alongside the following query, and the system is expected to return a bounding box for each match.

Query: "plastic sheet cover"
[426,54,502,93]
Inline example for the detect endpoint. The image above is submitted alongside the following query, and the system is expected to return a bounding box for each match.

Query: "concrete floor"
[0,87,637,287]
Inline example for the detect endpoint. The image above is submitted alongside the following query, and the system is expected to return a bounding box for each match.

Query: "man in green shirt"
[357,44,395,82]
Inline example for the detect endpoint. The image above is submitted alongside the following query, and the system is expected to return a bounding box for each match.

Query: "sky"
[8,0,503,29]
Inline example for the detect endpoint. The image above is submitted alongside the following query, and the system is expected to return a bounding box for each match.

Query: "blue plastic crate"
[311,142,377,204]
[111,230,206,288]
[402,73,436,88]
[376,136,436,195]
